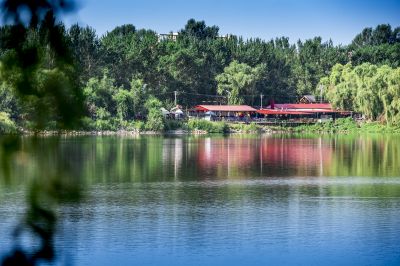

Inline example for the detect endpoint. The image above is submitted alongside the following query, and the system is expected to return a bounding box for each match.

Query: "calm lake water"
[1,134,400,265]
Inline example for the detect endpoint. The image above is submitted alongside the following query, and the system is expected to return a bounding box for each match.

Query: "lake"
[1,134,400,265]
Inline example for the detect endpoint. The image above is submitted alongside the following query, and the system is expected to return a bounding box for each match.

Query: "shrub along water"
[0,112,17,134]
[229,122,261,133]
[187,119,229,133]
[289,118,400,133]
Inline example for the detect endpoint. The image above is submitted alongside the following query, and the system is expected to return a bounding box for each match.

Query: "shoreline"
[3,118,400,136]
[6,128,400,137]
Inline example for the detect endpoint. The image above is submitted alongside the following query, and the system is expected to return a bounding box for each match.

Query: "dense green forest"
[0,19,399,131]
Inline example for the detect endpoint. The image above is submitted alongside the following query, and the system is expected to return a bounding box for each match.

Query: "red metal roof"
[257,109,313,115]
[267,103,332,109]
[300,109,350,113]
[195,105,257,112]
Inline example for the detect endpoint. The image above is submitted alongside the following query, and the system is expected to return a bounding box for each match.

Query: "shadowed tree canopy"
[179,19,219,39]
[352,24,399,47]
[0,0,84,129]
[68,24,101,85]
[108,24,136,37]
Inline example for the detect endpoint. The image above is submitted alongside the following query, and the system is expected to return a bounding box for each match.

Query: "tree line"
[1,19,399,130]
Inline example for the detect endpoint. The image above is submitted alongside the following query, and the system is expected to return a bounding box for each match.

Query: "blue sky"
[64,0,399,45]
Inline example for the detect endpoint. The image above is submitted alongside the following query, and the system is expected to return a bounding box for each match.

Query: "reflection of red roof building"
[195,137,333,177]
[259,138,332,168]
[197,138,255,169]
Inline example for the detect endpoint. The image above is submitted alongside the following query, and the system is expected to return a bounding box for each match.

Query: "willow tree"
[216,60,265,105]
[353,63,382,120]
[386,68,400,125]
[322,63,400,125]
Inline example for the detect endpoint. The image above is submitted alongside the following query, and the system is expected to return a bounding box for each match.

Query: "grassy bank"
[285,118,400,134]
[183,118,400,134]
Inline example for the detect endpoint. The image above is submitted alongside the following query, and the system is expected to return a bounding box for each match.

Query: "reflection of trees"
[2,133,400,263]
[28,135,399,185]
[328,135,400,177]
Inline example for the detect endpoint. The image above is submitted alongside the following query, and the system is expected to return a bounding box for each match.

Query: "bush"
[0,112,17,134]
[293,118,359,133]
[95,119,113,131]
[133,121,145,131]
[359,122,400,133]
[333,117,358,131]
[229,122,260,132]
[145,111,164,131]
[144,96,165,131]
[80,117,96,131]
[164,119,185,130]
[121,121,145,131]
[187,119,229,133]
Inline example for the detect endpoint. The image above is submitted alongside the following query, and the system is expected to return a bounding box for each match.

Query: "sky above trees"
[61,0,400,45]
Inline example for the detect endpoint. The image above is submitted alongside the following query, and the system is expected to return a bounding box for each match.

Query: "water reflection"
[1,134,400,265]
[2,134,400,187]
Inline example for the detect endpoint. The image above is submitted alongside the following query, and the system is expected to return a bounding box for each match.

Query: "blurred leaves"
[1,0,84,130]
[1,1,83,265]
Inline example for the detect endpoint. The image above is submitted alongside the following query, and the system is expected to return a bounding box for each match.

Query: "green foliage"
[187,119,229,133]
[82,72,147,130]
[94,107,118,130]
[113,88,134,122]
[179,19,219,39]
[0,80,21,121]
[229,122,260,133]
[0,1,85,265]
[164,119,185,131]
[0,111,17,134]
[133,120,145,131]
[352,24,398,47]
[144,96,165,131]
[359,122,400,133]
[1,20,400,131]
[216,60,265,104]
[130,78,147,117]
[79,116,96,130]
[293,118,359,133]
[68,24,101,85]
[323,63,400,125]
[294,37,348,95]
[0,12,85,130]
[289,118,400,134]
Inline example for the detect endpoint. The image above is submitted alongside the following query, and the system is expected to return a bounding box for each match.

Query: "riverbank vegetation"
[0,19,399,132]
[321,63,400,126]
[289,118,400,133]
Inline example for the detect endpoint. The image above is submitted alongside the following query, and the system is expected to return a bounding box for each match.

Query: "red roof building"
[257,109,313,115]
[265,103,332,110]
[195,105,257,112]
[260,103,351,115]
